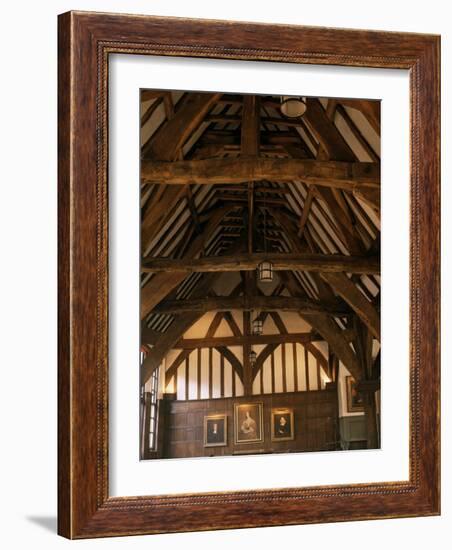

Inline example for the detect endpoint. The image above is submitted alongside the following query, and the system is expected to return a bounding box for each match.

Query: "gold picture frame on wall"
[271,408,295,441]
[234,403,263,444]
[345,376,365,413]
[204,414,228,447]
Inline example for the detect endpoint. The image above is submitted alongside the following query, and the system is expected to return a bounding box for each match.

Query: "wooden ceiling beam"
[141,96,163,127]
[205,311,224,338]
[354,187,381,213]
[302,313,363,381]
[339,99,381,134]
[321,272,381,341]
[164,349,191,386]
[174,332,316,349]
[142,92,221,160]
[336,104,380,162]
[217,185,291,194]
[140,325,163,346]
[294,102,365,254]
[241,95,261,156]
[141,237,247,382]
[304,98,355,162]
[268,208,343,303]
[141,185,186,253]
[214,347,244,383]
[141,92,223,250]
[316,186,364,254]
[141,205,234,319]
[141,270,223,384]
[141,157,380,191]
[141,90,167,102]
[251,303,289,382]
[223,311,242,337]
[304,342,329,377]
[298,187,315,239]
[142,252,380,275]
[185,184,202,234]
[142,311,203,385]
[279,270,362,380]
[303,99,371,254]
[152,295,350,316]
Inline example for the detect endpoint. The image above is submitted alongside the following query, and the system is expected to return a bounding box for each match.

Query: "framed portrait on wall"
[58,10,439,538]
[271,409,295,441]
[204,414,227,447]
[234,403,263,444]
[345,376,365,413]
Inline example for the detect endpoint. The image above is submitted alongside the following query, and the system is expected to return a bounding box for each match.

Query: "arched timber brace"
[251,342,329,392]
[164,346,244,398]
[164,340,329,397]
[320,271,380,341]
[141,205,234,319]
[214,346,244,382]
[278,270,363,381]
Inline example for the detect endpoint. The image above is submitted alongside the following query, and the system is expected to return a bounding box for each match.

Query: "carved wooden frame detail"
[58,11,440,538]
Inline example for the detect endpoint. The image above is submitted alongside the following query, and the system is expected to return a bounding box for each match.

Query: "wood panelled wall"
[158,389,338,459]
[164,343,329,400]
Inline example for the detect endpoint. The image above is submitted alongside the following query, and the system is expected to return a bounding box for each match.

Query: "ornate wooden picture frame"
[204,414,228,447]
[345,376,365,413]
[271,409,295,442]
[234,403,264,444]
[58,11,440,538]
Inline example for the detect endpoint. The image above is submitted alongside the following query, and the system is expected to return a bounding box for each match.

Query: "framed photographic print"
[234,403,263,444]
[271,409,295,442]
[204,414,227,447]
[58,10,440,539]
[345,376,365,413]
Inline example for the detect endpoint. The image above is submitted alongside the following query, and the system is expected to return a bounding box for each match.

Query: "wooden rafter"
[339,99,381,134]
[142,92,221,160]
[141,157,380,192]
[205,312,224,338]
[304,98,355,161]
[269,207,342,303]
[304,342,329,377]
[321,272,380,340]
[165,349,191,386]
[298,187,315,239]
[142,252,380,275]
[141,254,245,384]
[223,311,242,337]
[175,332,315,349]
[214,347,244,383]
[141,205,234,319]
[241,95,260,254]
[141,92,221,250]
[279,270,362,380]
[139,92,380,389]
[152,295,350,316]
[252,343,279,381]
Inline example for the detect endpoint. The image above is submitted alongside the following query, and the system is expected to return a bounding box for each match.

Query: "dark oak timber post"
[354,318,379,448]
[140,392,151,459]
[241,94,260,255]
[243,309,252,395]
[364,393,379,449]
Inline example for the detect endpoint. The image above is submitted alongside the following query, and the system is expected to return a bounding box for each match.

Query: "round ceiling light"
[280,96,307,118]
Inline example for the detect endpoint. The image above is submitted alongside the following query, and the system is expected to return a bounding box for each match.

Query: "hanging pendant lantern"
[252,316,263,336]
[258,260,274,283]
[280,96,307,118]
[249,350,257,366]
[259,191,273,283]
